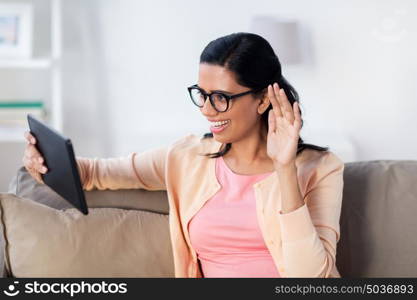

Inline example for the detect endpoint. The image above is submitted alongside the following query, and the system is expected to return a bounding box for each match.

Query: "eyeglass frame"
[187,84,264,112]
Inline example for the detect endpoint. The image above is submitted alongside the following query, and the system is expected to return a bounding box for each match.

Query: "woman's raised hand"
[22,131,48,184]
[266,82,302,169]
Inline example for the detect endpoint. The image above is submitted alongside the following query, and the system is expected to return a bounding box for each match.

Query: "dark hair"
[199,32,329,158]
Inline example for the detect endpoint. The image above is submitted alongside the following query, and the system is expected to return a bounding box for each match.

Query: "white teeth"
[210,120,230,127]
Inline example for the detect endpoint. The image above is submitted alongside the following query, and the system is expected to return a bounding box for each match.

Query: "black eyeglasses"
[187,84,261,112]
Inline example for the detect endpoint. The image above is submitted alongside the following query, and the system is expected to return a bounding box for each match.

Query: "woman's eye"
[213,94,227,102]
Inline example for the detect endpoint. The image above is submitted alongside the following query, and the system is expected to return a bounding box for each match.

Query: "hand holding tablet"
[23,131,48,184]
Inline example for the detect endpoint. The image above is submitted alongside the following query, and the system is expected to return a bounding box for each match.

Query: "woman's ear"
[257,92,270,114]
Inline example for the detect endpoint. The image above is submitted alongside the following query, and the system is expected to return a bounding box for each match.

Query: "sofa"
[1,159,417,278]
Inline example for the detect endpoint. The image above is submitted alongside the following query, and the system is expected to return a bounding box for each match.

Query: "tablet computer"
[27,114,88,215]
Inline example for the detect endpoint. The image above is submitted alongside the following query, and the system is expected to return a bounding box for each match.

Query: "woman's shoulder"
[296,148,344,173]
[168,133,220,155]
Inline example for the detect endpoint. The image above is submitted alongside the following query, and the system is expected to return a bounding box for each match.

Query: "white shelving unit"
[0,0,62,142]
[0,0,62,192]
[0,58,52,69]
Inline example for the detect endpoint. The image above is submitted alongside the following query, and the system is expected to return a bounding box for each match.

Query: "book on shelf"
[0,101,44,109]
[0,100,46,125]
[0,100,47,141]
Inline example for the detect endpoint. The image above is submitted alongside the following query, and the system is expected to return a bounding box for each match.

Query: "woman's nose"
[200,97,218,116]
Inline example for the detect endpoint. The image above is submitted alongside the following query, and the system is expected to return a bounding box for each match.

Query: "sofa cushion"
[337,160,417,277]
[0,193,174,277]
[2,167,172,278]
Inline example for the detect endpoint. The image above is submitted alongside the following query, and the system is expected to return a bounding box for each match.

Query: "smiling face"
[198,63,270,145]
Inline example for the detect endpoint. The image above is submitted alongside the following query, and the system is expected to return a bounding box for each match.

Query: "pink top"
[188,156,281,278]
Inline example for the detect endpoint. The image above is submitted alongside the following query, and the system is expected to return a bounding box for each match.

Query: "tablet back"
[27,114,88,215]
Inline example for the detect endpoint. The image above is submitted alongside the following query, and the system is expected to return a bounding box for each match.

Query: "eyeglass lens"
[190,88,228,111]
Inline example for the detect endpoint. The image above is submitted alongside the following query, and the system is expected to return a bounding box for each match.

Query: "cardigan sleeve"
[277,151,344,277]
[76,145,168,191]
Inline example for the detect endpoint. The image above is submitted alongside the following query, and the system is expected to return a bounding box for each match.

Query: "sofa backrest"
[8,167,170,214]
[337,160,417,277]
[3,160,417,278]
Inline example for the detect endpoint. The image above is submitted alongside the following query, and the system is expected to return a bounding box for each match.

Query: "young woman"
[23,32,344,278]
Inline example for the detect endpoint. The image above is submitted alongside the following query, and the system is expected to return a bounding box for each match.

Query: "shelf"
[0,58,53,69]
[0,134,26,142]
[0,136,26,143]
[0,123,27,143]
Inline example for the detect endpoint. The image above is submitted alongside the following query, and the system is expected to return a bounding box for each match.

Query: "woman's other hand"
[22,131,48,184]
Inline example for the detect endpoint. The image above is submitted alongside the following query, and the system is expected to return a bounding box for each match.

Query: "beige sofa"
[1,159,417,278]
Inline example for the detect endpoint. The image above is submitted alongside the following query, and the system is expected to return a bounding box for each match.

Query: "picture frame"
[0,3,33,59]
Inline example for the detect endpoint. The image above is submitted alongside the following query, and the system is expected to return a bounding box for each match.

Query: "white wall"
[2,0,417,181]
[58,0,416,162]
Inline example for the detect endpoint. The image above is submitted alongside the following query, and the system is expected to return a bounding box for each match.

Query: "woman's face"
[198,63,269,145]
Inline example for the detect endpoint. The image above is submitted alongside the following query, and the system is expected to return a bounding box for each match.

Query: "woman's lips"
[210,121,229,133]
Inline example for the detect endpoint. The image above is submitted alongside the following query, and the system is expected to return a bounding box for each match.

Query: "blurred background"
[1,0,416,191]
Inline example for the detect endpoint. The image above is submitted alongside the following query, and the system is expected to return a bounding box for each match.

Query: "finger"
[40,164,48,174]
[273,83,294,124]
[293,102,302,131]
[268,109,276,133]
[33,155,45,166]
[32,157,47,174]
[23,153,45,174]
[26,157,47,177]
[25,131,36,144]
[268,84,283,118]
[24,157,34,170]
[280,88,295,124]
[27,144,40,158]
[37,158,48,173]
[29,157,41,172]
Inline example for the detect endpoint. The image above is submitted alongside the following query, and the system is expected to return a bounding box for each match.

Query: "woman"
[23,32,344,278]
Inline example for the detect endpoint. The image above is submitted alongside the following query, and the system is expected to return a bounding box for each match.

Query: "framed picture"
[0,3,33,59]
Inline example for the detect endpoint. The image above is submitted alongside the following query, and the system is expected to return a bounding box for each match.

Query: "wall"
[2,0,417,190]
[65,0,416,161]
